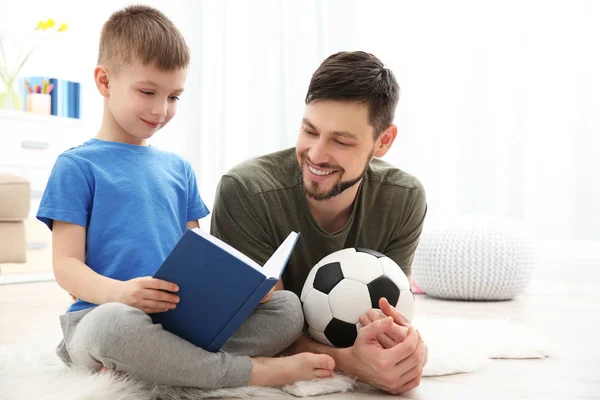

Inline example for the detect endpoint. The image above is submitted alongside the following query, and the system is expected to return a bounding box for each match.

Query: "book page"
[262,232,299,279]
[191,228,264,274]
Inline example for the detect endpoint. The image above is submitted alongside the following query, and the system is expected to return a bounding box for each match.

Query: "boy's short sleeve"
[186,162,210,222]
[36,155,93,230]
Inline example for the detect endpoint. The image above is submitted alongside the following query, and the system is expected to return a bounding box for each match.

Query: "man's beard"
[296,151,372,201]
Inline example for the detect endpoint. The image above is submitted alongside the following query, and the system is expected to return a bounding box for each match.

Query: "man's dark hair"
[305,51,400,138]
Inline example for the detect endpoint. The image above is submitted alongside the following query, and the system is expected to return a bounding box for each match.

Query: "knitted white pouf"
[412,215,536,301]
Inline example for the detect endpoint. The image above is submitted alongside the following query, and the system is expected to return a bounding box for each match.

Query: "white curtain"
[176,0,599,240]
[167,0,599,240]
[353,0,600,240]
[150,0,361,217]
[3,0,596,240]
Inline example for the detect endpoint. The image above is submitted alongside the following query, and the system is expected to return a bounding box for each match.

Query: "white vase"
[0,78,23,110]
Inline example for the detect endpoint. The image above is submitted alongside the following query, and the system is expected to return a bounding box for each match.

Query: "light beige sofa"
[0,174,30,267]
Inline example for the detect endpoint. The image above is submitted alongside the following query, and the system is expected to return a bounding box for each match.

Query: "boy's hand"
[259,287,275,303]
[117,277,180,314]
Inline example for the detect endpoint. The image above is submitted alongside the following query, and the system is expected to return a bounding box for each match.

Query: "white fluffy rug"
[0,317,550,399]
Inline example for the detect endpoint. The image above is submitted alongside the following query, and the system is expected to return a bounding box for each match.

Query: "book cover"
[151,229,299,352]
[49,78,59,116]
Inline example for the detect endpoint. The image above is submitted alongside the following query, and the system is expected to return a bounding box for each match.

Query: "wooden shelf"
[0,108,82,127]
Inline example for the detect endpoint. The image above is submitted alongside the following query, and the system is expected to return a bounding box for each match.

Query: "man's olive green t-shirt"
[210,148,427,298]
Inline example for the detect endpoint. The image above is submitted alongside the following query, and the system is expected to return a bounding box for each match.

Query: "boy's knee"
[271,290,304,338]
[70,302,145,357]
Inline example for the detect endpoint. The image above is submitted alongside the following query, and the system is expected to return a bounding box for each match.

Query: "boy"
[37,5,334,389]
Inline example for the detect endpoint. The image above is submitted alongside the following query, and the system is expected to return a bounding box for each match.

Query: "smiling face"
[96,61,187,144]
[296,100,378,201]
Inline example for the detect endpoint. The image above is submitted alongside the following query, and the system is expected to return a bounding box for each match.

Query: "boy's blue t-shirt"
[37,138,210,312]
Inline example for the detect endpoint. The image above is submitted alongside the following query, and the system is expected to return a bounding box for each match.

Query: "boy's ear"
[94,65,111,97]
[373,124,398,158]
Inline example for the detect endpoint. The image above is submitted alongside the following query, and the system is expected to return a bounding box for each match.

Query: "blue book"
[49,78,59,116]
[73,82,81,118]
[61,80,69,117]
[151,229,299,352]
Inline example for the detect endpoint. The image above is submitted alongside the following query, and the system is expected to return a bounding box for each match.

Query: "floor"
[1,241,599,399]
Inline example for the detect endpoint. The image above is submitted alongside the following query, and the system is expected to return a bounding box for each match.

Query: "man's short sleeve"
[384,180,428,278]
[210,175,274,266]
[36,155,93,230]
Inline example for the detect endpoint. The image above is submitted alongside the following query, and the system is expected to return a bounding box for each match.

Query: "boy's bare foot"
[249,353,335,387]
[99,366,124,378]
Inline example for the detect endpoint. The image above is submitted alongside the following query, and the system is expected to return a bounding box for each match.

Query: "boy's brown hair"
[98,5,190,71]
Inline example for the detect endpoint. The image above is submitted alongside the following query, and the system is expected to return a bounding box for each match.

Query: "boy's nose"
[151,100,168,117]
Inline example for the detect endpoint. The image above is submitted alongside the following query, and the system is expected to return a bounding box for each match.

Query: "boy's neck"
[96,106,149,146]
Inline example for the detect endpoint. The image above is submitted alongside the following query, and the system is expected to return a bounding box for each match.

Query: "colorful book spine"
[22,76,81,119]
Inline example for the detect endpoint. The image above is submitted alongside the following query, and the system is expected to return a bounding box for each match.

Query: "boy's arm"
[186,220,200,229]
[53,221,122,304]
[53,221,180,313]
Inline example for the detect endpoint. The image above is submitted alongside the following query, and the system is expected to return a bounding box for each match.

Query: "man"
[211,51,428,394]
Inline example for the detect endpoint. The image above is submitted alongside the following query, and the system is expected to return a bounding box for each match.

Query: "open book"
[151,228,299,352]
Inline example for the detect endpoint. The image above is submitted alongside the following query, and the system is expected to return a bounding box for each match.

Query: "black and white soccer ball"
[300,248,414,348]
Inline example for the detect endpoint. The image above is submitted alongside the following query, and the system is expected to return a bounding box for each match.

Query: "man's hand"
[359,297,411,348]
[116,276,180,314]
[354,297,428,393]
[343,315,422,394]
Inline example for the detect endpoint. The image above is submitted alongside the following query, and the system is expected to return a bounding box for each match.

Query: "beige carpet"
[0,317,549,399]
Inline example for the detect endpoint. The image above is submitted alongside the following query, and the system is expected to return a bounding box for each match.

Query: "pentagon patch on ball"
[301,248,414,348]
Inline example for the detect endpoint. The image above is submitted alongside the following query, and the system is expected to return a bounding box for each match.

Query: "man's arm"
[210,176,281,303]
[285,181,429,394]
[210,175,275,265]
[384,179,428,279]
[286,316,423,394]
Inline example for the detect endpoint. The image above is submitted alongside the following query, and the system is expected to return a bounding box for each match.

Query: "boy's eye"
[139,90,153,95]
[169,96,180,101]
[335,141,349,146]
[304,129,317,136]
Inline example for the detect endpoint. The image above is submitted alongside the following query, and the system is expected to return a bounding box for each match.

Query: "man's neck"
[306,182,361,234]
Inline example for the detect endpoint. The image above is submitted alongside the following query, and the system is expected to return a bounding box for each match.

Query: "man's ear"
[94,65,111,97]
[374,124,398,157]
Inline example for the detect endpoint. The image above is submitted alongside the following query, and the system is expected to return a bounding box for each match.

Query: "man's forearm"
[286,334,357,376]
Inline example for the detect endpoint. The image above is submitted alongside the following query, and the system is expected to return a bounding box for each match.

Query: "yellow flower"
[35,19,67,32]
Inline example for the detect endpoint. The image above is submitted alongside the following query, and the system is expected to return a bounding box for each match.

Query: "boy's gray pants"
[56,290,304,389]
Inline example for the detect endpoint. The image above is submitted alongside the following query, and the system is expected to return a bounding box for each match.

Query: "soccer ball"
[300,248,415,348]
